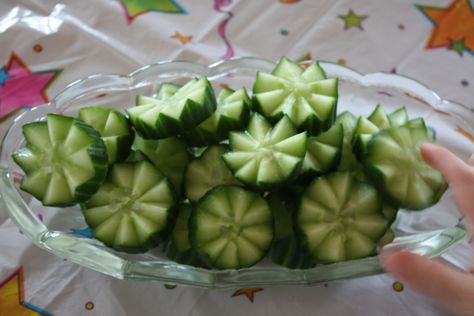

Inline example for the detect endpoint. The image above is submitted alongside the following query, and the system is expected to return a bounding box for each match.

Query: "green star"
[448,38,466,56]
[120,0,186,23]
[339,9,368,30]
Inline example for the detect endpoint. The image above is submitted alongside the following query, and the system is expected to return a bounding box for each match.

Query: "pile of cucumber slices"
[12,57,447,269]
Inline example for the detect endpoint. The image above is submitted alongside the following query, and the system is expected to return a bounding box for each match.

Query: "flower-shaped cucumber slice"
[222,114,307,189]
[127,77,216,139]
[81,160,176,252]
[79,106,133,165]
[253,57,338,135]
[185,87,251,146]
[189,185,274,269]
[301,123,344,178]
[165,203,203,266]
[185,145,240,204]
[364,124,447,210]
[297,172,388,263]
[12,114,108,206]
[132,135,189,197]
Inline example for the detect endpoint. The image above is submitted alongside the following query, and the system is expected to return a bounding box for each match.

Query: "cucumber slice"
[297,172,388,262]
[301,123,343,178]
[267,194,314,269]
[185,87,251,146]
[132,135,189,197]
[156,82,182,100]
[12,114,108,206]
[165,203,203,266]
[353,106,412,160]
[185,145,240,203]
[222,114,307,189]
[81,160,176,252]
[367,104,390,129]
[382,203,399,225]
[388,107,408,127]
[352,117,380,160]
[79,106,133,164]
[189,185,273,269]
[127,77,217,139]
[364,124,448,210]
[335,111,362,172]
[253,57,338,135]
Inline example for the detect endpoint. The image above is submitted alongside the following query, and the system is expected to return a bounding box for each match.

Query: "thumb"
[382,251,474,314]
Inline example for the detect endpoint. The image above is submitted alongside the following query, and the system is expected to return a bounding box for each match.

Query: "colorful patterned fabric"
[0,1,473,315]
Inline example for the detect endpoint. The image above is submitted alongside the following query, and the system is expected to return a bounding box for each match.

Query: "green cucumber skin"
[15,116,108,207]
[269,237,315,269]
[78,108,133,165]
[252,96,336,136]
[133,81,217,139]
[266,193,314,269]
[165,244,204,267]
[184,108,250,147]
[189,185,274,269]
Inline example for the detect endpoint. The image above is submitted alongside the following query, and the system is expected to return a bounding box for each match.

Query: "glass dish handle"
[384,218,467,259]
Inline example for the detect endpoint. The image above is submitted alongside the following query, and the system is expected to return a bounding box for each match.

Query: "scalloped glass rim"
[0,57,471,288]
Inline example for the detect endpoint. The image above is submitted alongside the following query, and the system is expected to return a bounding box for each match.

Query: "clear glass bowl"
[0,57,472,288]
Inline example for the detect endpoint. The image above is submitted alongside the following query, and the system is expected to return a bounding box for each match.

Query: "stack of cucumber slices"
[12,57,447,270]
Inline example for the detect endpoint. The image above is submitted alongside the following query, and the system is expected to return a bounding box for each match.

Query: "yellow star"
[171,32,192,44]
[0,267,50,316]
[417,0,474,55]
[231,288,263,303]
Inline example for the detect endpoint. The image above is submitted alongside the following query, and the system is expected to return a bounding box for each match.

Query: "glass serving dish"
[0,57,472,288]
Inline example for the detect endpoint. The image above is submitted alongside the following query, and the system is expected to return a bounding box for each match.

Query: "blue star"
[0,66,12,85]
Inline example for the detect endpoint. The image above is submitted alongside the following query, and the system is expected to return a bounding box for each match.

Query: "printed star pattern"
[416,0,474,56]
[339,9,367,30]
[0,53,61,119]
[120,0,186,24]
[171,32,192,44]
[231,288,263,303]
[0,267,52,316]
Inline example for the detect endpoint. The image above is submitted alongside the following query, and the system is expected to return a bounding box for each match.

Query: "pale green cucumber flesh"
[132,135,189,197]
[364,125,447,210]
[82,160,176,252]
[79,106,133,164]
[253,58,337,134]
[297,172,387,263]
[185,145,240,203]
[190,185,274,269]
[223,114,307,188]
[13,114,108,206]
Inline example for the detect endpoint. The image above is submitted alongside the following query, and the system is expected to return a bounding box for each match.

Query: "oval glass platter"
[0,57,473,288]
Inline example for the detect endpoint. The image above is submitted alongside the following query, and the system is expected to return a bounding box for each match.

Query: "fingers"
[382,251,474,314]
[422,143,474,223]
[421,143,471,185]
[469,153,474,167]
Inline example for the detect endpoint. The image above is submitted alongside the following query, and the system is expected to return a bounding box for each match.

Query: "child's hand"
[382,143,474,316]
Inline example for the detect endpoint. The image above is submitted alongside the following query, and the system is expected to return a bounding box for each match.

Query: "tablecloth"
[0,0,473,315]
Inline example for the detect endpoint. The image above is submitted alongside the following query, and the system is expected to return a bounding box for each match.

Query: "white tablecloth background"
[1,1,473,315]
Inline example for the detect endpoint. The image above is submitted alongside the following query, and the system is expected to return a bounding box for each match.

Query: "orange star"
[231,287,263,303]
[0,267,51,316]
[417,0,474,55]
[171,32,192,44]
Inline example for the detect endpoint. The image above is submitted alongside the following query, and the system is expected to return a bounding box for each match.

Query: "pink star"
[0,52,61,118]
